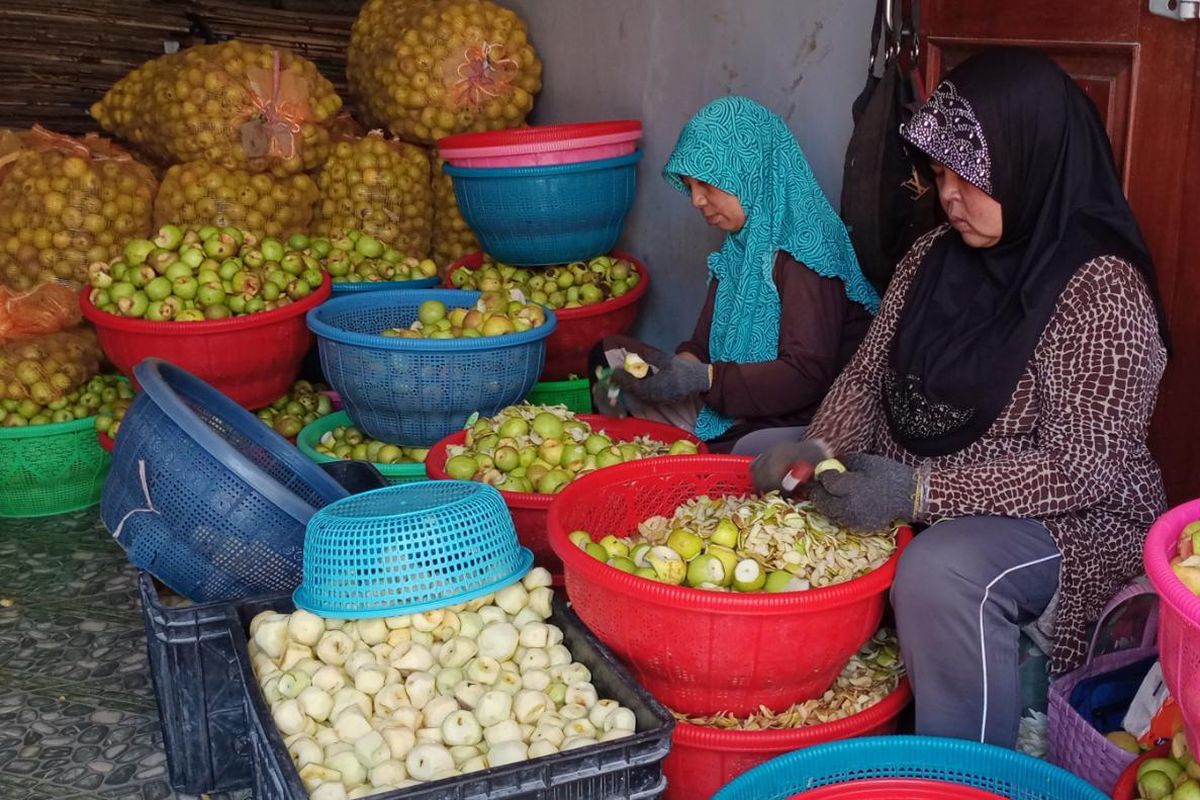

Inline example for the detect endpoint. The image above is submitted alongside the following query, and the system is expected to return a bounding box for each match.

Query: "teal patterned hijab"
[664,95,879,441]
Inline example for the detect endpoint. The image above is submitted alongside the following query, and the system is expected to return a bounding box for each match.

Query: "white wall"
[503,0,877,349]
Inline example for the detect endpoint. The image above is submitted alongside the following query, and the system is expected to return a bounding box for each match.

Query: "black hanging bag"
[841,0,940,294]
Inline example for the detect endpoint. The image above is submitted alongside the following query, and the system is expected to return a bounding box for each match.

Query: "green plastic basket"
[527,377,593,414]
[296,411,427,484]
[0,414,113,518]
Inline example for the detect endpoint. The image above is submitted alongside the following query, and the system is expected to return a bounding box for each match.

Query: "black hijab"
[885,47,1168,457]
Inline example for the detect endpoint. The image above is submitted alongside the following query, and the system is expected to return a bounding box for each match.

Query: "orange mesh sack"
[313,132,433,256]
[347,0,542,145]
[154,161,319,240]
[0,127,156,290]
[0,283,81,341]
[431,154,479,267]
[0,327,102,404]
[91,41,343,176]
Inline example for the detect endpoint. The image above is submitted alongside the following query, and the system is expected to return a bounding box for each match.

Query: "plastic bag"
[313,131,433,256]
[92,41,343,176]
[347,0,542,144]
[0,327,102,404]
[0,283,81,341]
[154,161,319,240]
[431,154,479,267]
[0,126,157,290]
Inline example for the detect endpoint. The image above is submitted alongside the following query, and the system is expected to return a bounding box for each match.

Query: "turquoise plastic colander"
[293,480,532,618]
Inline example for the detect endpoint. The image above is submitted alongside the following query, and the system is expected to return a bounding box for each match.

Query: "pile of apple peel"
[571,492,895,592]
[1172,521,1200,596]
[671,630,904,730]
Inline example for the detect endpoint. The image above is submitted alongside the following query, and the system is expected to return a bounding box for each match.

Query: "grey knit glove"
[613,353,710,403]
[808,453,914,531]
[750,439,833,493]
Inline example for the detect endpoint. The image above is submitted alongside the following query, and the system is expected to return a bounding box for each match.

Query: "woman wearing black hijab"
[752,47,1169,746]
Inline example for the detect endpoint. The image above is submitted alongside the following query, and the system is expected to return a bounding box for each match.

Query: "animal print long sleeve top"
[805,227,1167,672]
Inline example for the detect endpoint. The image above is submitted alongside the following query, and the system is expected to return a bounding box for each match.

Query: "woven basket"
[1047,579,1159,794]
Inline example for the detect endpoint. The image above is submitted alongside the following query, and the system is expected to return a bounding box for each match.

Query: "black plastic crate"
[232,596,674,800]
[138,572,288,794]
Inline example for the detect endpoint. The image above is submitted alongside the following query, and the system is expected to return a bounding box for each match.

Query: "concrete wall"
[503,0,876,349]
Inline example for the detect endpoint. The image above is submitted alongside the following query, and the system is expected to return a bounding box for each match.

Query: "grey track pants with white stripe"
[891,516,1061,747]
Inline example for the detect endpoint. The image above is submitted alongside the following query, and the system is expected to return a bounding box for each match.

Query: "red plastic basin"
[80,277,330,410]
[546,454,913,716]
[664,678,911,800]
[425,415,705,579]
[1110,743,1170,800]
[789,778,1007,799]
[445,250,648,380]
[438,120,643,167]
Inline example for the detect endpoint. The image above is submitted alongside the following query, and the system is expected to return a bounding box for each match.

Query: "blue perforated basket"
[307,289,556,446]
[100,359,349,603]
[330,276,440,295]
[294,480,533,618]
[443,152,642,265]
[712,736,1108,800]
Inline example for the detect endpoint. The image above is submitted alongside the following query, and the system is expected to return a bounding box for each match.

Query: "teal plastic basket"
[295,412,427,485]
[712,736,1108,800]
[293,481,533,618]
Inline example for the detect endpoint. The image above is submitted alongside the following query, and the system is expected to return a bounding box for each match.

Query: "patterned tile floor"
[0,509,248,800]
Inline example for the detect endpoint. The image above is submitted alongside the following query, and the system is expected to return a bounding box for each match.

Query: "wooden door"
[920,1,1200,504]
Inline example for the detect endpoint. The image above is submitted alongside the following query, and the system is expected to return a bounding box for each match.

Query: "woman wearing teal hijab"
[602,95,880,452]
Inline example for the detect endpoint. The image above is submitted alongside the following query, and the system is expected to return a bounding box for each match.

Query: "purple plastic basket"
[1047,578,1159,794]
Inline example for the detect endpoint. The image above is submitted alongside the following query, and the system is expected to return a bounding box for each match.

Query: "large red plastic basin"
[445,250,648,380]
[546,454,913,716]
[664,678,911,800]
[80,277,330,410]
[425,415,704,578]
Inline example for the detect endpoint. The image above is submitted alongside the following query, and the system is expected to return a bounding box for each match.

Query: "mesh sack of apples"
[154,162,320,243]
[431,156,479,268]
[0,327,103,406]
[0,127,156,290]
[348,0,542,146]
[313,133,434,259]
[91,41,343,177]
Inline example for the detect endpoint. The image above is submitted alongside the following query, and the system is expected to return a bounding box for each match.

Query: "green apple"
[665,528,703,561]
[568,530,592,550]
[445,455,479,480]
[686,554,726,588]
[710,518,740,549]
[732,559,766,592]
[608,556,637,574]
[599,535,629,559]
[584,543,609,562]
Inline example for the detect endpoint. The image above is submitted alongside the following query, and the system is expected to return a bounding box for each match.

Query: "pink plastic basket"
[438,121,643,168]
[1145,498,1200,754]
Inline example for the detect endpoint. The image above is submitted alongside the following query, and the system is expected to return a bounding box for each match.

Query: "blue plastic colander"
[307,289,556,446]
[443,151,642,265]
[294,480,533,618]
[330,276,440,295]
[100,359,349,603]
[713,736,1108,800]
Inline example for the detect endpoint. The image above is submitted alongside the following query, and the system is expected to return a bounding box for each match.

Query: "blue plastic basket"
[443,151,642,265]
[307,289,556,446]
[294,480,533,617]
[330,275,440,295]
[100,359,349,603]
[712,736,1108,800]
